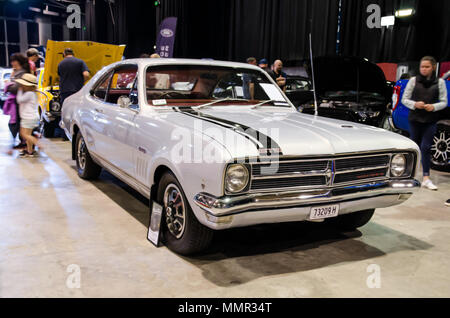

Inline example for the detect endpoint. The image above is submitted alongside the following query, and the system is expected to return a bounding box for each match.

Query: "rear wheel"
[157,172,214,255]
[328,209,375,231]
[75,132,102,179]
[42,121,56,138]
[431,125,450,172]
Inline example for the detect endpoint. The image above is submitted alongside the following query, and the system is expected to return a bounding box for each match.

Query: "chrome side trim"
[90,152,151,199]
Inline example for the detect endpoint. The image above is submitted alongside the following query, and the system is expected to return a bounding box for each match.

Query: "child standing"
[14,73,42,157]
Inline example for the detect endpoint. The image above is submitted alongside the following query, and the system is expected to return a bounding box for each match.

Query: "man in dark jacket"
[269,60,288,92]
[57,48,90,105]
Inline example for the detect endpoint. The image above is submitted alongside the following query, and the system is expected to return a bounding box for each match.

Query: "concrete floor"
[0,113,450,298]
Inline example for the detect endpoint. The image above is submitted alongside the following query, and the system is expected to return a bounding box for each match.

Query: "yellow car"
[37,40,125,137]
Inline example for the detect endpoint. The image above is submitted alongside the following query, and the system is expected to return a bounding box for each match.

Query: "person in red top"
[26,48,42,75]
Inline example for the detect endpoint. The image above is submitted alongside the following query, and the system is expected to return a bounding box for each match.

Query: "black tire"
[75,132,102,180]
[431,125,450,172]
[156,172,214,255]
[41,120,56,138]
[329,209,375,231]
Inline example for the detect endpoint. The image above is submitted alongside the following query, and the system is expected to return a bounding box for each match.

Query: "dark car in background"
[284,76,313,107]
[299,56,392,128]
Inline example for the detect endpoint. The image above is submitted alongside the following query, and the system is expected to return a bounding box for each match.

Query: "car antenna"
[309,23,319,116]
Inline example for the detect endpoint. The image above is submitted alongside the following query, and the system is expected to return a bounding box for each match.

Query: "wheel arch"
[72,124,80,160]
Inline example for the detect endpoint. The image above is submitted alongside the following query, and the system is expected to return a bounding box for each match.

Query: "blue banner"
[156,17,177,58]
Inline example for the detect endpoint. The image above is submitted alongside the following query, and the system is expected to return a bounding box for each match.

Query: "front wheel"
[157,172,214,255]
[431,125,450,172]
[328,209,375,231]
[75,132,102,180]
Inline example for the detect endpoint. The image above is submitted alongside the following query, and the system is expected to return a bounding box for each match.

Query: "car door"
[85,70,114,157]
[102,64,139,175]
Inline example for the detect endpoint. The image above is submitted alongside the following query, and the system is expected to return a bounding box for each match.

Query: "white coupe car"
[61,59,421,255]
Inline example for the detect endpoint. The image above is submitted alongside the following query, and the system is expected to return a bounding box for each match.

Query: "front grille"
[246,153,397,192]
[335,155,390,170]
[252,161,328,176]
[334,168,388,184]
[251,176,327,190]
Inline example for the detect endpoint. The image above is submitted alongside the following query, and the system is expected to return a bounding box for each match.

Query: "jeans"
[409,121,437,177]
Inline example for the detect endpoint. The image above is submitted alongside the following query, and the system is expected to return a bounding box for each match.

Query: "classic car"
[61,58,421,255]
[37,40,125,137]
[391,78,450,171]
[300,56,392,128]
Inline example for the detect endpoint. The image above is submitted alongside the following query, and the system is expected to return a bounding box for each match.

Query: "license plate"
[309,204,340,220]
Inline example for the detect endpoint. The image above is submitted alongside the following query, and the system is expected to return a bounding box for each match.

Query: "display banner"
[156,17,178,58]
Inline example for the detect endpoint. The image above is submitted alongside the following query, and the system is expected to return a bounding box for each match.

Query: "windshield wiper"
[251,100,289,109]
[195,98,250,110]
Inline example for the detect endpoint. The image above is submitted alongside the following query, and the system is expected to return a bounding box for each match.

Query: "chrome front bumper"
[194,179,420,217]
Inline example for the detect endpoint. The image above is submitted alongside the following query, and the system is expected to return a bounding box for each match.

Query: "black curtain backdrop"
[85,0,156,58]
[340,0,450,62]
[158,0,339,64]
[84,0,450,63]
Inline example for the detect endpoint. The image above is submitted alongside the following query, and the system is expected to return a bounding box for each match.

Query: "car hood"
[42,40,125,88]
[170,107,417,158]
[312,56,388,98]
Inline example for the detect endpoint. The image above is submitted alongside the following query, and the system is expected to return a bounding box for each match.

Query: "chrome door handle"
[94,108,104,114]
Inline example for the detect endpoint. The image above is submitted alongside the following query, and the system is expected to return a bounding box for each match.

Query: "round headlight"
[391,154,406,177]
[51,101,61,112]
[225,164,249,193]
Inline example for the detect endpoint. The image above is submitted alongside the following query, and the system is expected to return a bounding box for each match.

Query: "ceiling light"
[395,9,414,17]
[43,5,59,16]
[28,7,41,13]
[381,16,395,27]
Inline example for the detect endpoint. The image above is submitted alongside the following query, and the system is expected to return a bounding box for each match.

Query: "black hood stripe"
[174,107,284,156]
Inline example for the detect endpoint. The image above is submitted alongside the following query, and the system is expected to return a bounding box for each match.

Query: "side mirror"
[117,96,131,108]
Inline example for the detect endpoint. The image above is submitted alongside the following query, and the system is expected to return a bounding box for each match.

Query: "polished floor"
[0,113,450,298]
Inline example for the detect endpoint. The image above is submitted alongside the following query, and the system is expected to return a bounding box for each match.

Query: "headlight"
[391,154,406,177]
[225,164,249,193]
[51,101,61,112]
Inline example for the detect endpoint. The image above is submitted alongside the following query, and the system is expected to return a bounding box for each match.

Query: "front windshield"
[145,65,290,107]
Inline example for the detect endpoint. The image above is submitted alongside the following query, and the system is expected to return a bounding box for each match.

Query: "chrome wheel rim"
[163,183,186,239]
[77,137,87,170]
[432,130,450,166]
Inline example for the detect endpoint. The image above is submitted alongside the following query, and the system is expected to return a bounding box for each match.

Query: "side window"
[106,65,138,104]
[92,71,113,101]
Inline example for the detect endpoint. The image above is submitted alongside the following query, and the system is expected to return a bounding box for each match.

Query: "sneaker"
[13,143,27,150]
[18,150,29,157]
[446,200,450,207]
[26,151,39,158]
[422,179,438,191]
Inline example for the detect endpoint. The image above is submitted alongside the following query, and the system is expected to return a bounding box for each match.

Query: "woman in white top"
[14,73,41,157]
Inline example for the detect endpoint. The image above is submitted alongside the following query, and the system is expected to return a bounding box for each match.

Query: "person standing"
[269,60,288,92]
[57,48,90,105]
[402,56,448,190]
[3,53,31,153]
[15,73,42,157]
[243,57,257,100]
[26,48,42,75]
[259,58,270,72]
